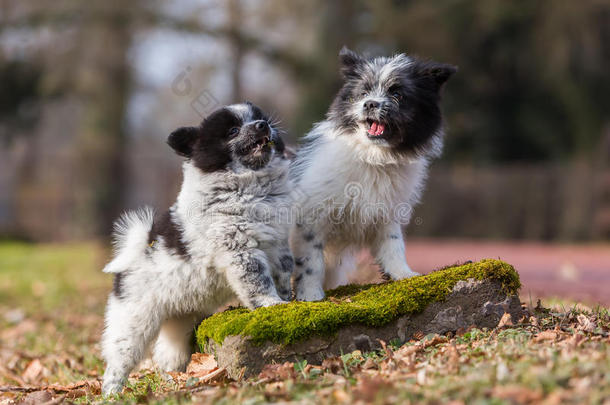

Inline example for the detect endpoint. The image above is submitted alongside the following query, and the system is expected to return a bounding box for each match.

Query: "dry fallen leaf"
[47,379,101,395]
[354,375,391,402]
[21,390,53,405]
[567,333,586,348]
[378,339,394,359]
[423,335,448,348]
[362,357,378,370]
[498,312,514,328]
[64,389,87,399]
[258,362,296,381]
[395,344,422,357]
[264,381,286,398]
[413,331,425,340]
[197,367,226,384]
[534,331,558,342]
[22,359,44,383]
[332,389,350,403]
[322,357,344,374]
[455,328,467,336]
[446,344,460,371]
[186,353,218,378]
[492,385,543,403]
[576,314,597,333]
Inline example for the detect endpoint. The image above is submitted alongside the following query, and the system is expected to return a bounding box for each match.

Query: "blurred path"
[406,240,610,305]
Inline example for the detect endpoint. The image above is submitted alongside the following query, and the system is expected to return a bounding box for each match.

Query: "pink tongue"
[368,121,378,135]
[375,123,385,136]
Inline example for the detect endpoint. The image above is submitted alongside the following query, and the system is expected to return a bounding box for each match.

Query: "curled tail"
[103,207,155,273]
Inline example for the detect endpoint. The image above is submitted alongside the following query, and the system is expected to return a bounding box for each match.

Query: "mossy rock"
[197,259,523,379]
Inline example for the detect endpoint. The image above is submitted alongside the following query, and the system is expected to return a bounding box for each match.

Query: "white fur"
[103,208,155,274]
[290,122,432,301]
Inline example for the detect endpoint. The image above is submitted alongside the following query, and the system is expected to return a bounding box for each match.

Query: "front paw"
[296,286,325,302]
[102,380,124,396]
[255,296,288,308]
[277,286,292,301]
[383,261,420,280]
[392,269,420,280]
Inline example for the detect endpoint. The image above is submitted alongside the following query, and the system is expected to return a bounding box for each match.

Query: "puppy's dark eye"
[391,92,402,101]
[228,127,240,137]
[360,91,368,97]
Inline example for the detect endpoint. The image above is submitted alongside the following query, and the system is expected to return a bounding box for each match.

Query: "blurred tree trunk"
[72,2,134,238]
[227,0,244,103]
[4,1,136,240]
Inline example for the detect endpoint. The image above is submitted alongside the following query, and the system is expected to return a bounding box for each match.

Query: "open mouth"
[251,135,272,153]
[366,119,386,137]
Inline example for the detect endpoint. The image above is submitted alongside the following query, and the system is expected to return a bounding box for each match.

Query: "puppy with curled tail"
[101,102,294,395]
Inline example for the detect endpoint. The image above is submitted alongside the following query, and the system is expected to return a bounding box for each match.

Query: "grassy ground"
[0,242,609,404]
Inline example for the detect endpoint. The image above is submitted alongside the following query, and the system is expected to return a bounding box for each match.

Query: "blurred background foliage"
[1,0,609,242]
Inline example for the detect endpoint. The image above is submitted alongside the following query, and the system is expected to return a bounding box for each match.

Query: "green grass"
[196,259,520,347]
[0,241,109,313]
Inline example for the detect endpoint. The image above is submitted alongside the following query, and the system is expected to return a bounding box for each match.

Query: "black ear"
[167,126,199,157]
[338,46,365,78]
[424,62,458,86]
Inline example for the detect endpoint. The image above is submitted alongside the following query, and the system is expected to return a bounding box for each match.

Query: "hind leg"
[101,296,162,395]
[152,314,201,372]
[324,247,356,289]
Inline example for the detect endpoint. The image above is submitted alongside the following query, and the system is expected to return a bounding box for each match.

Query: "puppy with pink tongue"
[290,47,456,301]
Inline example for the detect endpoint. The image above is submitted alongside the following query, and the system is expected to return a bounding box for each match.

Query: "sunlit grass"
[0,241,110,313]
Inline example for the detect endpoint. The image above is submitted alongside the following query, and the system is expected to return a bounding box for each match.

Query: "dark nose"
[254,120,269,131]
[364,100,380,111]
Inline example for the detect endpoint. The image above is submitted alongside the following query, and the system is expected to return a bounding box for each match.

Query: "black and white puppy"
[101,103,294,394]
[290,47,456,301]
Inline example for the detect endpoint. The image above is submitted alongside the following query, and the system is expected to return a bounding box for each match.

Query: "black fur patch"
[113,272,125,299]
[303,232,315,242]
[167,126,199,157]
[279,255,294,273]
[261,275,273,289]
[148,211,188,258]
[244,257,265,274]
[379,269,392,281]
[190,108,239,171]
[305,268,313,275]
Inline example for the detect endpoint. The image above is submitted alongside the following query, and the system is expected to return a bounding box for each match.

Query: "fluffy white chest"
[296,134,429,234]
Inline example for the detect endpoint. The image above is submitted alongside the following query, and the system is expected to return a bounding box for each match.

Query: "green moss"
[196,259,520,348]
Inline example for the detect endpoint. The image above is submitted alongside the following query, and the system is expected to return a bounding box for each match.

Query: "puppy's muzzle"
[245,120,271,148]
